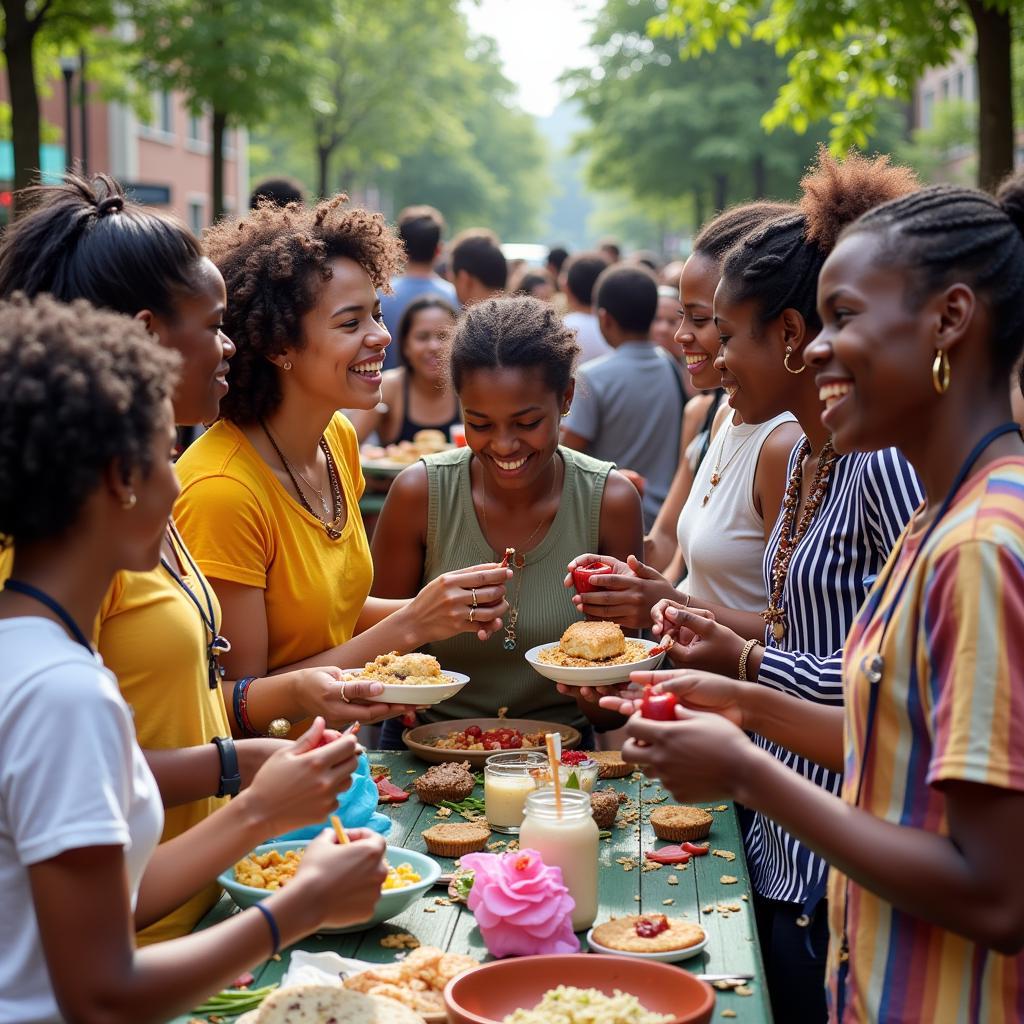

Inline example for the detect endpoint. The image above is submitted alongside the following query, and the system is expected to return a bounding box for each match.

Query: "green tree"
[1,0,116,206]
[565,0,826,226]
[131,0,331,220]
[651,0,1014,189]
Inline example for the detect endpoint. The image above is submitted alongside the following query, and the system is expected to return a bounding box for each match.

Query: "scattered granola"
[667,874,679,885]
[713,849,737,862]
[736,986,754,997]
[713,804,728,811]
[434,897,451,906]
[720,875,738,884]
[380,933,420,950]
[662,899,674,906]
[702,905,714,914]
[436,807,453,818]
[423,906,436,913]
[721,1009,737,1018]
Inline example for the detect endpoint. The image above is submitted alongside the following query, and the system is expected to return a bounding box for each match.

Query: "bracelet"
[253,901,280,956]
[738,638,762,682]
[211,736,241,797]
[232,676,259,737]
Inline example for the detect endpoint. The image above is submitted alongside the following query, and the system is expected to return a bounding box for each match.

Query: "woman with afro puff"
[175,196,510,712]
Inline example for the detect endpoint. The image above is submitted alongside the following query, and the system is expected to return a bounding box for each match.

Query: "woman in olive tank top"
[371,296,644,747]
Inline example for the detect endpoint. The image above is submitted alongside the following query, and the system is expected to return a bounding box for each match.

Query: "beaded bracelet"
[737,638,762,682]
[232,676,259,737]
[253,901,280,955]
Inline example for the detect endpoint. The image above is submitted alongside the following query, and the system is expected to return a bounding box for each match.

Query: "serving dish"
[402,718,582,767]
[443,953,715,1024]
[524,637,667,686]
[218,841,440,933]
[342,667,470,705]
[586,925,709,963]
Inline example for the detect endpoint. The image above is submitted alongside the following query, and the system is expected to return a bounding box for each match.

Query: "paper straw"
[545,732,563,818]
[330,814,350,845]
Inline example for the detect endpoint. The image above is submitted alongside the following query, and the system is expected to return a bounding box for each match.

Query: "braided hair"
[720,150,919,334]
[692,201,796,264]
[842,175,1024,381]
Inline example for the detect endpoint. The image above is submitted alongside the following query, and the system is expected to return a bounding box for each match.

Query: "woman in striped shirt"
[615,174,1024,1024]
[642,153,923,1021]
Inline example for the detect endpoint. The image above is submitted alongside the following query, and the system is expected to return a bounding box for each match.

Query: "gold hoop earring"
[932,349,950,395]
[122,493,137,510]
[784,346,806,375]
[282,360,292,371]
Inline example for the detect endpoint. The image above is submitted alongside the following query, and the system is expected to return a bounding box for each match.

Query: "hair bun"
[96,195,124,217]
[995,170,1024,238]
[800,146,919,253]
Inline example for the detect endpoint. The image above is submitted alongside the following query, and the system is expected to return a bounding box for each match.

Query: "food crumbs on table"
[713,981,733,990]
[423,907,436,913]
[713,849,737,861]
[406,769,417,774]
[713,804,728,811]
[434,897,451,906]
[641,861,662,872]
[662,898,674,905]
[721,1010,737,1018]
[720,875,738,884]
[741,894,749,901]
[633,895,641,901]
[436,807,453,818]
[726,903,742,912]
[702,905,714,914]
[667,874,678,885]
[486,840,507,850]
[271,953,281,961]
[736,986,754,997]
[380,933,420,949]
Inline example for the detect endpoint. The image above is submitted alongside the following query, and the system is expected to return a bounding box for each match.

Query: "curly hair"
[721,148,919,334]
[0,294,180,547]
[845,172,1024,381]
[448,295,579,396]
[0,173,203,318]
[204,194,403,423]
[692,201,797,264]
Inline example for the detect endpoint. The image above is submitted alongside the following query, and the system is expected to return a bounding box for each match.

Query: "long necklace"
[261,421,346,540]
[701,422,757,506]
[161,522,232,689]
[762,438,838,642]
[479,458,560,650]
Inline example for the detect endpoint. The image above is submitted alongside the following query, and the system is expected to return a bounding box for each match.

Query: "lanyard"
[160,522,231,689]
[836,421,1021,1018]
[3,579,93,652]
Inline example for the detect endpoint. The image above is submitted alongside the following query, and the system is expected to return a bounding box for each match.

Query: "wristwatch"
[212,736,242,798]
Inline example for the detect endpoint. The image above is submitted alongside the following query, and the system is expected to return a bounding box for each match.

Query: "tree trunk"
[967,0,1014,190]
[3,0,42,215]
[712,173,728,212]
[211,108,227,222]
[317,143,332,198]
[752,152,766,198]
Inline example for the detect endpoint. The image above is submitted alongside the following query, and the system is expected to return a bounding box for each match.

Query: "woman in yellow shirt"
[175,197,509,688]
[0,175,399,942]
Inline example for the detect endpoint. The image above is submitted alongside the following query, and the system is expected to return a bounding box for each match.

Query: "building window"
[187,111,204,143]
[157,91,173,134]
[955,70,965,99]
[188,200,205,234]
[941,77,950,101]
[921,89,935,130]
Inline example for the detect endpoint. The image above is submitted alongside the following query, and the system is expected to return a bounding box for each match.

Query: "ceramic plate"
[402,718,581,767]
[586,925,709,963]
[341,668,470,705]
[524,638,666,686]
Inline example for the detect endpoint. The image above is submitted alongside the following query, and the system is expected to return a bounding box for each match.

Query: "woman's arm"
[621,711,1024,954]
[751,421,802,544]
[30,829,389,1024]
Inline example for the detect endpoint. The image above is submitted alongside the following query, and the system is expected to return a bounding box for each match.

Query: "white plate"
[586,925,709,963]
[524,638,666,686]
[341,668,470,705]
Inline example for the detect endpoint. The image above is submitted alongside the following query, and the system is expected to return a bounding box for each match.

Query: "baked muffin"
[421,822,491,857]
[590,789,621,829]
[414,761,476,805]
[649,805,713,842]
[591,914,705,954]
[559,620,626,661]
[588,750,632,780]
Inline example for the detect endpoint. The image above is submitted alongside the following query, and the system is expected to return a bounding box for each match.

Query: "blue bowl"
[219,840,441,933]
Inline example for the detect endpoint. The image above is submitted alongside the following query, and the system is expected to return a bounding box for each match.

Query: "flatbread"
[238,984,427,1023]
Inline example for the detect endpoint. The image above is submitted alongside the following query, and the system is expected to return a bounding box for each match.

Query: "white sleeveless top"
[675,411,795,612]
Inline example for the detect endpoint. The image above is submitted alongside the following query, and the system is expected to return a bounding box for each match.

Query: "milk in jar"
[484,751,547,833]
[518,788,599,931]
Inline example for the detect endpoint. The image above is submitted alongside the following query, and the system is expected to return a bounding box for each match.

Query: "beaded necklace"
[762,438,838,642]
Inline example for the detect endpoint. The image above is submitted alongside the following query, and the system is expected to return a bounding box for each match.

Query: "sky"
[461,0,602,118]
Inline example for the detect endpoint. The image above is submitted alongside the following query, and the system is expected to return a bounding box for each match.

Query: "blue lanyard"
[3,579,93,652]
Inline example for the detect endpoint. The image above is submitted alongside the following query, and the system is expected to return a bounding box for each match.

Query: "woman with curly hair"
[0,174,398,943]
[348,294,460,446]
[0,294,386,1024]
[175,196,509,693]
[370,295,644,745]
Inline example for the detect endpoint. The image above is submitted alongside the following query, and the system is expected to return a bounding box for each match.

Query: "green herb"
[452,869,475,900]
[598,830,612,839]
[440,796,487,819]
[473,771,485,785]
[193,983,277,1015]
[566,771,580,789]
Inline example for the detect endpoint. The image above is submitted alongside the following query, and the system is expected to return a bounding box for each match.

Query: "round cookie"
[649,805,713,842]
[591,914,705,954]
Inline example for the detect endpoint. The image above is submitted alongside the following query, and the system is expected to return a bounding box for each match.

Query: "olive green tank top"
[420,446,612,726]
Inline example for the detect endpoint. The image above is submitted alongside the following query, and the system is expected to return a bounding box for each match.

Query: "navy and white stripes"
[747,443,923,904]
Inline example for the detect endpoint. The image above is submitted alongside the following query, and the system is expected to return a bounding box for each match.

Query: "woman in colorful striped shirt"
[614,177,1024,1022]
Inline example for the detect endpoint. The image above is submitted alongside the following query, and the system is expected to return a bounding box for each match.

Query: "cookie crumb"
[713,849,737,861]
[662,898,674,906]
[720,875,738,884]
[736,985,754,997]
[667,874,679,886]
[721,1011,737,1018]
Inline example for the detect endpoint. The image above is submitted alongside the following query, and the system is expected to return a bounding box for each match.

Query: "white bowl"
[524,638,666,687]
[586,925,709,963]
[341,668,470,705]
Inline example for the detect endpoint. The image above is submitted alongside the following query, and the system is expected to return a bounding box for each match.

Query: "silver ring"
[471,588,479,609]
[469,607,476,623]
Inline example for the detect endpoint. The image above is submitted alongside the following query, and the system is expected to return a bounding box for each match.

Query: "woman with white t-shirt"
[0,295,387,1024]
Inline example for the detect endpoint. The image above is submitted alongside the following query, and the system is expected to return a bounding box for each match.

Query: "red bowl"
[443,954,715,1024]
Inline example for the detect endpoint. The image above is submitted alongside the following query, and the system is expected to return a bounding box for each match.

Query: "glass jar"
[518,788,599,931]
[533,758,600,793]
[484,751,548,834]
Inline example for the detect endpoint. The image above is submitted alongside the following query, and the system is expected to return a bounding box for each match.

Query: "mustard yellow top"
[98,553,231,944]
[173,414,372,670]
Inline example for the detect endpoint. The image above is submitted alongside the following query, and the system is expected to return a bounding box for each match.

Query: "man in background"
[381,205,458,369]
[450,229,507,307]
[561,263,685,530]
[249,177,306,209]
[560,250,610,364]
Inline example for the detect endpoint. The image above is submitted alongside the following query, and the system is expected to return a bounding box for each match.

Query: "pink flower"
[460,849,580,957]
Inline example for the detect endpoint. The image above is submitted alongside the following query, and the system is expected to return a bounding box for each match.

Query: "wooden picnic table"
[174,749,772,1023]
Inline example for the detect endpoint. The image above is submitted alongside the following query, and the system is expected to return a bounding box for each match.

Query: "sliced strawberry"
[644,845,692,865]
[375,777,410,803]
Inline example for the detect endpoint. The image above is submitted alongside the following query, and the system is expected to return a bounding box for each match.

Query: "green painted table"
[175,750,772,1023]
